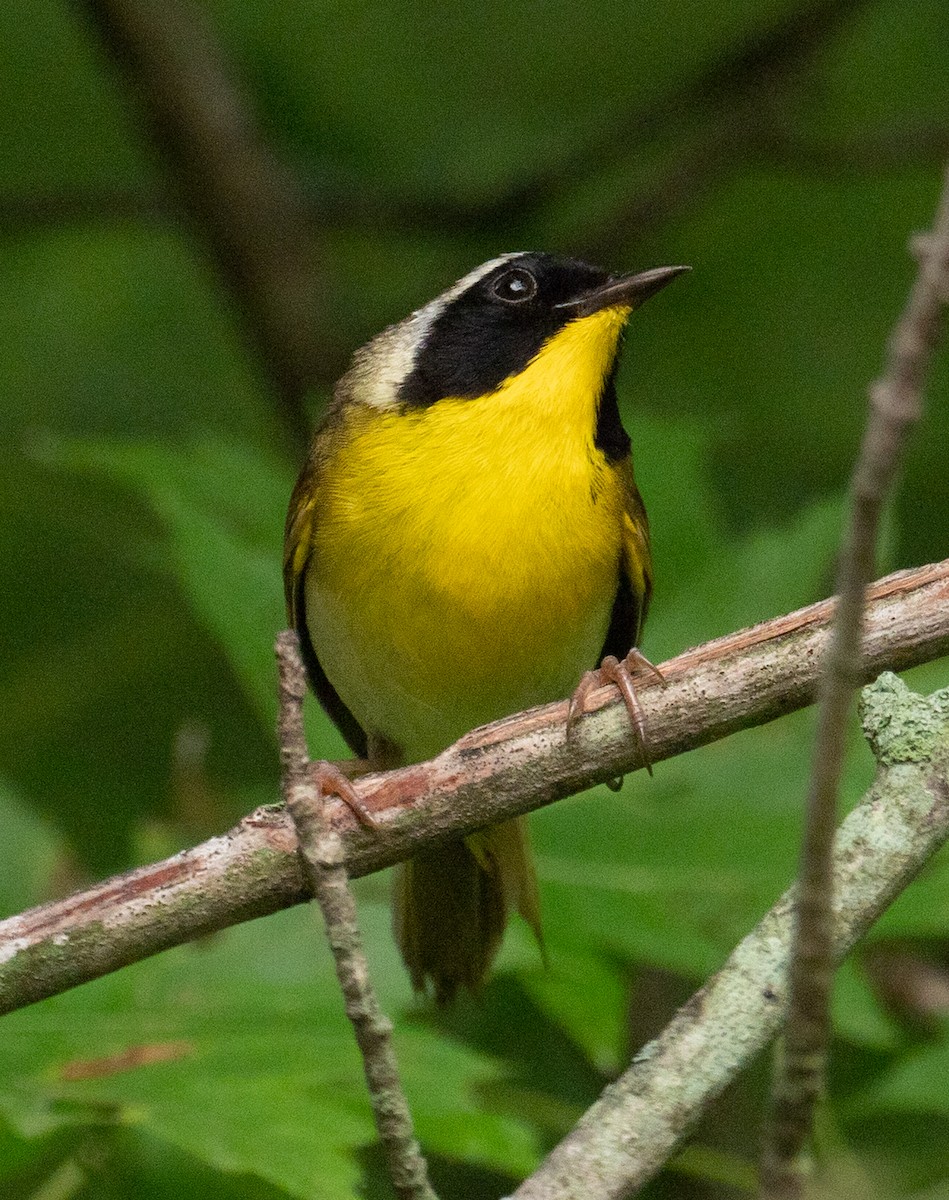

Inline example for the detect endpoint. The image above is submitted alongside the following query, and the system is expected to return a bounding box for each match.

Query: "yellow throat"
[305,304,633,761]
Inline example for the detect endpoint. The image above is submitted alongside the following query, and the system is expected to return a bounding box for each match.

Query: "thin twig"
[76,0,331,454]
[276,632,437,1200]
[1,559,947,1015]
[512,674,949,1200]
[759,163,949,1199]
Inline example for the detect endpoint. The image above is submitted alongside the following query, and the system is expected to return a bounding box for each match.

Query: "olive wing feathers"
[283,447,369,759]
[599,468,653,663]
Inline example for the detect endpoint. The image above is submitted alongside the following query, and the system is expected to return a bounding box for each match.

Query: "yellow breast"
[306,307,630,761]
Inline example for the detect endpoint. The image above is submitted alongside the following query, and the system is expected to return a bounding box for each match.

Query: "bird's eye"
[490,267,538,304]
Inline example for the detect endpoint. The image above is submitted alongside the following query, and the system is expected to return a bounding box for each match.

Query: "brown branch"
[457,0,873,229]
[1,559,947,1016]
[41,0,872,272]
[276,633,437,1200]
[760,164,949,1198]
[574,117,949,267]
[7,118,948,249]
[512,674,949,1200]
[0,185,169,232]
[548,0,873,260]
[755,122,949,177]
[75,0,331,454]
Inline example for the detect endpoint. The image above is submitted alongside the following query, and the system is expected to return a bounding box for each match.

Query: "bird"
[284,251,688,1003]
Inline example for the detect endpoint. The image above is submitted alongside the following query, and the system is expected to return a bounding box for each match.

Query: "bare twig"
[759,164,949,1199]
[1,559,947,1015]
[75,0,331,453]
[512,675,949,1200]
[276,632,437,1200]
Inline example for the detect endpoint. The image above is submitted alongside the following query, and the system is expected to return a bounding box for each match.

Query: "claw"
[566,667,601,731]
[566,649,664,777]
[624,647,665,687]
[311,760,380,828]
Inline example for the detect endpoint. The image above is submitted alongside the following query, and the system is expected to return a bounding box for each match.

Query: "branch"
[754,122,949,177]
[44,0,870,274]
[510,674,949,1200]
[760,160,949,1198]
[439,0,872,231]
[561,0,873,262]
[276,633,437,1200]
[1,559,947,1015]
[75,0,331,453]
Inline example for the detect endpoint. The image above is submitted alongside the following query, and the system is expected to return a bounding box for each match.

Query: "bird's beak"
[556,264,691,317]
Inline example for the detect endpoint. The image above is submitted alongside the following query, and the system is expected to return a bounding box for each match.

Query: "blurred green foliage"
[2,0,948,1196]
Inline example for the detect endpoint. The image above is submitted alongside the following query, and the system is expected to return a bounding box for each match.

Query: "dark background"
[2,1,948,1196]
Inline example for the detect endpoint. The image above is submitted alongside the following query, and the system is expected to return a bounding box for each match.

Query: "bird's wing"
[283,444,369,759]
[599,465,653,661]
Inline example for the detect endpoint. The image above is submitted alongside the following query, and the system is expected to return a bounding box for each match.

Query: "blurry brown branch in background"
[5,119,948,246]
[2,557,947,1018]
[14,0,889,275]
[756,122,949,177]
[76,0,329,455]
[276,633,438,1200]
[0,184,167,231]
[759,162,949,1200]
[384,0,875,235]
[6,0,943,376]
[565,0,875,262]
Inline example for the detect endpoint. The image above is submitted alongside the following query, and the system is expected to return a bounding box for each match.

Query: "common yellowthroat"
[284,252,688,1002]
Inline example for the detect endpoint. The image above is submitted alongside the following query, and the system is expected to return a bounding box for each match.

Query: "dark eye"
[490,267,538,304]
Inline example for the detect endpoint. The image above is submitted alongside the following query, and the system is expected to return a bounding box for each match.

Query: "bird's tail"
[392,816,542,1004]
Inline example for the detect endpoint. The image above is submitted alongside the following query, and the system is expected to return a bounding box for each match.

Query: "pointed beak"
[556,264,691,317]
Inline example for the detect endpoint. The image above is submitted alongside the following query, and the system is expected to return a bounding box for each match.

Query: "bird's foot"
[310,759,380,828]
[566,649,664,777]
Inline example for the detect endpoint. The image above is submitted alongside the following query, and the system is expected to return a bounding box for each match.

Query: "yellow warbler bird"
[284,252,688,1002]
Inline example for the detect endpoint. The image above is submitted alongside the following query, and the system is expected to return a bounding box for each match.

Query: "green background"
[1,0,948,1196]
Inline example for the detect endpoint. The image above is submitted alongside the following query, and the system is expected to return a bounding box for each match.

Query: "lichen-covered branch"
[760,161,949,1199]
[1,558,947,1016]
[276,633,437,1200]
[511,675,949,1200]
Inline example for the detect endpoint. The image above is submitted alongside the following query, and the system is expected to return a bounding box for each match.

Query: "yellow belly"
[306,389,626,762]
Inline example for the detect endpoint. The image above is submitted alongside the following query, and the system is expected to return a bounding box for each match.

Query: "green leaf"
[40,438,287,734]
[0,905,538,1199]
[633,413,850,657]
[518,949,626,1075]
[42,435,352,762]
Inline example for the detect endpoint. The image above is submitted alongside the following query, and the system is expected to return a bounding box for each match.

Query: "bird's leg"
[309,758,381,828]
[566,648,664,778]
[310,734,403,829]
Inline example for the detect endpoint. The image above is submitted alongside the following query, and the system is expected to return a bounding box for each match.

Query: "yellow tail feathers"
[392,817,542,1004]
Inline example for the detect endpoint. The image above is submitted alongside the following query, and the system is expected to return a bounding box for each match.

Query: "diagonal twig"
[759,162,949,1198]
[276,632,437,1200]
